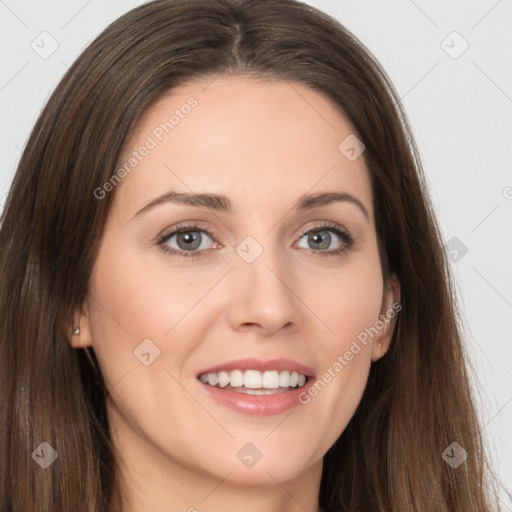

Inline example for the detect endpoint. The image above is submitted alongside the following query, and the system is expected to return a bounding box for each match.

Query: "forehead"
[112,75,373,219]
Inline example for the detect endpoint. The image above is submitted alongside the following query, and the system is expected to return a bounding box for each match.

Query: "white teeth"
[244,369,262,389]
[279,370,290,387]
[199,369,308,389]
[230,369,244,387]
[262,371,280,388]
[243,388,289,395]
[207,372,219,386]
[218,371,230,388]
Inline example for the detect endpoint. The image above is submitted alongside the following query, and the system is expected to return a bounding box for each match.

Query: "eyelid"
[294,220,352,240]
[156,220,220,245]
[293,221,354,254]
[156,219,354,258]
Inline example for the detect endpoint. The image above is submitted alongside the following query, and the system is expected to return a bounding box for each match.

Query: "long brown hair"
[0,0,501,510]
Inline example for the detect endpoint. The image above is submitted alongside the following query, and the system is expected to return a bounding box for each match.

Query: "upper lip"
[197,358,316,379]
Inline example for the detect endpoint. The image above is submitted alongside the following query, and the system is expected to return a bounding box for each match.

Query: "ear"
[69,296,93,349]
[371,273,401,362]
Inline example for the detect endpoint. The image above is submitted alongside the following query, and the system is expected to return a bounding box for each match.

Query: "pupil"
[310,231,330,250]
[178,231,200,250]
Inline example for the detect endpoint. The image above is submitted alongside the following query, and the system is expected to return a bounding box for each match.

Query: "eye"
[157,221,354,259]
[295,222,354,257]
[157,222,217,259]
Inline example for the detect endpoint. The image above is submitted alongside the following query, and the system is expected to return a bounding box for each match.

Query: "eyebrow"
[133,190,370,221]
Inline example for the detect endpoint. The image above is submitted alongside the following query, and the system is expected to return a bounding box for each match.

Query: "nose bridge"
[227,232,302,334]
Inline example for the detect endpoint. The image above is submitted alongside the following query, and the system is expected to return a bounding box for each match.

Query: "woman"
[0,0,501,510]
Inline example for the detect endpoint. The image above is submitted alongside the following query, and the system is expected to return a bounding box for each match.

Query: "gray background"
[1,0,511,506]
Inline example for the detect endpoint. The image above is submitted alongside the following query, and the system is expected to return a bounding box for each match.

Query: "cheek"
[85,240,186,390]
[85,236,233,406]
[87,240,209,347]
[295,253,384,449]
[85,244,212,451]
[315,253,384,352]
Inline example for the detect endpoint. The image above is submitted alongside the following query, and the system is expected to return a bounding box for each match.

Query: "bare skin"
[72,75,400,512]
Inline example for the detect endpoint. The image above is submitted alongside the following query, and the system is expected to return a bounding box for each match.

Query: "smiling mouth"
[198,369,309,395]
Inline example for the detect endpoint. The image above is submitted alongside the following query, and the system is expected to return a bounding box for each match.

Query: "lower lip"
[198,380,314,416]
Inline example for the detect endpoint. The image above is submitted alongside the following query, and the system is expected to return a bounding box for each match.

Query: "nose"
[226,243,303,337]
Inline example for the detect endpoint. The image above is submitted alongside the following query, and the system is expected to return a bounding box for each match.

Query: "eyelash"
[156,221,354,259]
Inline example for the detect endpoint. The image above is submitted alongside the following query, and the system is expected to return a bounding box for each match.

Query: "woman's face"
[76,76,399,488]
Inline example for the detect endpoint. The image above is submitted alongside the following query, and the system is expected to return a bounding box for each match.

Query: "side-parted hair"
[0,0,500,510]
